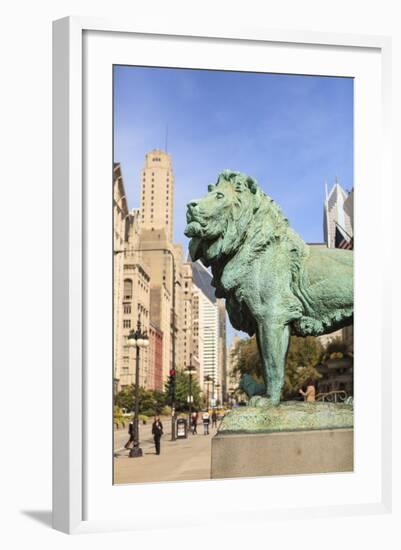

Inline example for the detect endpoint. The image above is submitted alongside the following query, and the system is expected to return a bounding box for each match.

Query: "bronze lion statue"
[185,170,353,406]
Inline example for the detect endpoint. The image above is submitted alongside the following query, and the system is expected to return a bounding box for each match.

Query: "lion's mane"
[195,170,309,335]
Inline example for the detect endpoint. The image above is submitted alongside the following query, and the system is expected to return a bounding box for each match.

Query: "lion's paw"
[249,396,274,408]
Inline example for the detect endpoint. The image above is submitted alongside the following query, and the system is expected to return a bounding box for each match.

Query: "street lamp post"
[204,375,213,409]
[115,246,178,441]
[185,357,196,429]
[127,320,149,458]
[215,383,221,406]
[229,386,236,407]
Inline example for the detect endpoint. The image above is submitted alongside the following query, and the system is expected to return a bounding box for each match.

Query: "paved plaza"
[114,416,219,484]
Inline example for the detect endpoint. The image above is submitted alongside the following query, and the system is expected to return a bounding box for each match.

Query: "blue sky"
[113,65,353,342]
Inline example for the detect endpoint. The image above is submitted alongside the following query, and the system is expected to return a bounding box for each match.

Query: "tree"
[114,386,167,416]
[322,336,352,361]
[231,336,263,380]
[165,369,202,412]
[283,336,323,398]
[230,334,323,400]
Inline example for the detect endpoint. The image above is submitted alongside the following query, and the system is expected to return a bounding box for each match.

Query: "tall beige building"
[113,165,152,391]
[121,210,151,389]
[113,163,129,393]
[140,149,174,242]
[138,228,175,382]
[114,150,227,398]
[181,262,195,368]
[137,150,189,384]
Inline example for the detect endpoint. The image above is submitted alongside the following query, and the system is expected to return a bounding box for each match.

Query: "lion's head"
[184,170,264,264]
[185,170,308,335]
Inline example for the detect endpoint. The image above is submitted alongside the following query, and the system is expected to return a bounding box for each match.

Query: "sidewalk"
[114,419,218,484]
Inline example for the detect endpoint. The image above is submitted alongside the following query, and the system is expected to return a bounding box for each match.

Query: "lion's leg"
[258,322,290,405]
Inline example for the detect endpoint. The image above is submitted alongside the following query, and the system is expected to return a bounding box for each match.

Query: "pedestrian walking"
[191,411,198,435]
[211,410,217,428]
[152,415,163,455]
[202,410,210,435]
[124,420,134,450]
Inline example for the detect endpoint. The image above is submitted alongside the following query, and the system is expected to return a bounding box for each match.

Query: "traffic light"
[168,368,176,402]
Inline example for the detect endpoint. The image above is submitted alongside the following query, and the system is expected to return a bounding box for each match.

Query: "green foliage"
[322,336,352,361]
[283,336,323,398]
[231,336,263,381]
[114,386,167,416]
[230,334,323,399]
[165,370,202,412]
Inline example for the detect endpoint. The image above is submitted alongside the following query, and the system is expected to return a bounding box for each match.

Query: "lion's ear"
[208,184,215,193]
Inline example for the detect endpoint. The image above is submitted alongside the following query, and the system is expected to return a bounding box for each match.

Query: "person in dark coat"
[152,415,163,455]
[124,420,134,450]
[211,410,217,428]
[191,411,198,435]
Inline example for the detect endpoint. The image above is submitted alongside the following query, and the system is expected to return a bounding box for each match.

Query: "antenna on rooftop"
[165,124,169,153]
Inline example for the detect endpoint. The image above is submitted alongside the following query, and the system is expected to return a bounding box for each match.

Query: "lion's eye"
[216,192,224,199]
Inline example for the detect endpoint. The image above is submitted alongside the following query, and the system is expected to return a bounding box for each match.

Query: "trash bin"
[176,418,187,439]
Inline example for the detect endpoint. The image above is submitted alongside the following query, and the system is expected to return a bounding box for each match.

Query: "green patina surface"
[218,402,354,434]
[185,170,353,407]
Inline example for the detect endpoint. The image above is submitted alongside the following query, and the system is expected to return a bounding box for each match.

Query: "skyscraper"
[140,149,174,242]
[323,178,353,248]
[113,165,152,392]
[114,150,227,397]
[320,178,354,351]
[191,260,226,396]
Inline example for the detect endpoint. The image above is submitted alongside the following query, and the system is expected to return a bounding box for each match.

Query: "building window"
[123,304,131,314]
[123,319,131,329]
[123,279,133,300]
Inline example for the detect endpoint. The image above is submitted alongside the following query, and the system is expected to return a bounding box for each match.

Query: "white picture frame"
[52,16,393,534]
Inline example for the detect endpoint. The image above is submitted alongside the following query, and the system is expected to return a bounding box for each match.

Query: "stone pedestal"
[211,428,353,479]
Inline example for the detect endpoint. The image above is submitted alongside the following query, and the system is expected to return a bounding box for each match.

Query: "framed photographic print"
[53,17,392,534]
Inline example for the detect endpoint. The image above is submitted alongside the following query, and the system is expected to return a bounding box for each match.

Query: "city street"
[114,416,219,484]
